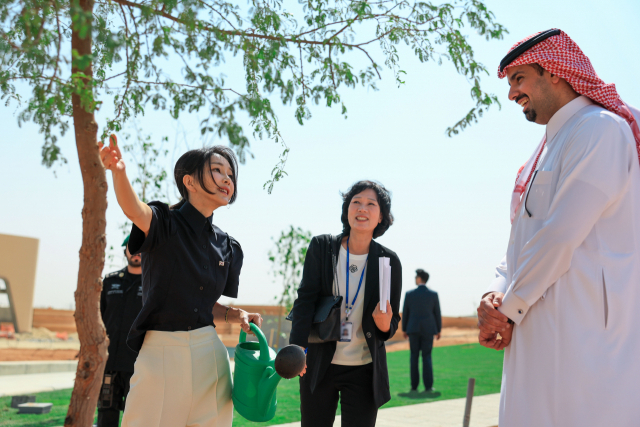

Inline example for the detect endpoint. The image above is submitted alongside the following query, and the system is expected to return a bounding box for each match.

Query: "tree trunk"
[65,0,109,425]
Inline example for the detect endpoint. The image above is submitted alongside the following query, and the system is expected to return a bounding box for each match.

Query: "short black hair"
[416,269,429,283]
[529,63,545,76]
[170,146,238,210]
[340,180,394,239]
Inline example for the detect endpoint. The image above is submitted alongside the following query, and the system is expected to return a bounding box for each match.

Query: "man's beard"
[128,258,141,267]
[517,95,537,122]
[524,107,537,122]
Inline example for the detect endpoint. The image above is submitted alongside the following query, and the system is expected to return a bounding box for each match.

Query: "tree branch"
[195,0,238,31]
[355,46,381,79]
[299,45,306,103]
[131,79,244,96]
[0,30,22,51]
[46,1,62,94]
[102,71,126,82]
[328,48,336,89]
[296,18,354,38]
[107,0,442,85]
[115,3,131,121]
[330,17,356,41]
[356,26,401,47]
[33,8,47,44]
[294,10,422,39]
[110,0,388,50]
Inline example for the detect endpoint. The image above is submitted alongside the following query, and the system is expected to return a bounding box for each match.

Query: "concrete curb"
[0,360,78,376]
[0,371,76,397]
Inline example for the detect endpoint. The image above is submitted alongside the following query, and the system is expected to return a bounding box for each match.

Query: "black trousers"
[97,371,133,427]
[300,363,378,427]
[409,333,434,390]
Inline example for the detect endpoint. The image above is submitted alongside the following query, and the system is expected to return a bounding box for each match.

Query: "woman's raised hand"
[372,300,393,333]
[238,310,263,334]
[98,134,125,173]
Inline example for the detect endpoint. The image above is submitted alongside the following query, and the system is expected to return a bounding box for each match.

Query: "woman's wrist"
[231,307,246,323]
[376,323,391,333]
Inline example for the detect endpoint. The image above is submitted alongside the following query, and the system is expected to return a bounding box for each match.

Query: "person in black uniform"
[97,235,143,426]
[99,134,262,427]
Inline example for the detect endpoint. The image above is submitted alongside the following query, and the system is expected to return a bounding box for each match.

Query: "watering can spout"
[258,366,282,414]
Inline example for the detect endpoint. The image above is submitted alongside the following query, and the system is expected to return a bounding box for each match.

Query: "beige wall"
[0,234,39,332]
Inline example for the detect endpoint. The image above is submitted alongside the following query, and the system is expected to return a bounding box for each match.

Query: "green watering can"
[232,323,282,422]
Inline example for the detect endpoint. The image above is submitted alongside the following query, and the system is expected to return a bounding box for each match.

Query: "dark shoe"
[398,388,422,398]
[420,388,441,398]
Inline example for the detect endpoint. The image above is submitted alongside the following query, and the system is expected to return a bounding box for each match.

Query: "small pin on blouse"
[219,261,224,266]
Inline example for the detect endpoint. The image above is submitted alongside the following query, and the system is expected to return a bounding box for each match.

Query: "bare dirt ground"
[0,327,80,361]
[385,327,479,353]
[0,317,479,361]
[0,348,79,361]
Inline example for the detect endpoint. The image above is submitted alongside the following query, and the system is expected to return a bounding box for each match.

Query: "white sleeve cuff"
[498,285,529,325]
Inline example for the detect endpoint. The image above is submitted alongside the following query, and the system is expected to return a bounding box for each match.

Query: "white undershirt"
[331,245,372,366]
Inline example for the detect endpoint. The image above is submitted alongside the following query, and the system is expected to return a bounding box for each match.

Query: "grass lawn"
[0,344,502,427]
[0,389,97,427]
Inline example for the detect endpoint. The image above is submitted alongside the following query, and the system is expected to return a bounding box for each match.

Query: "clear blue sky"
[1,0,639,315]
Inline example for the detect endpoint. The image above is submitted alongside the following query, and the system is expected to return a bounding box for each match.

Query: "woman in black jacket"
[289,180,402,427]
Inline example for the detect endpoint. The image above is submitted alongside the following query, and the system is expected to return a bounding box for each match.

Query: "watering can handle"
[238,322,271,362]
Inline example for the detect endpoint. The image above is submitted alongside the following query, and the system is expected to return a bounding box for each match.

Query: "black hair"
[415,269,430,283]
[529,63,545,76]
[340,180,394,239]
[169,146,238,210]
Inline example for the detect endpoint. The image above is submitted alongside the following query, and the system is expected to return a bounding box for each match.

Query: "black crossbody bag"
[286,236,342,343]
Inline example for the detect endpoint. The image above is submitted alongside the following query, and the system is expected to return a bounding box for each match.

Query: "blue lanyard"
[346,237,368,321]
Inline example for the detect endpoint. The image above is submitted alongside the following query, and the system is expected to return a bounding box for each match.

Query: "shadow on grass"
[397,390,442,399]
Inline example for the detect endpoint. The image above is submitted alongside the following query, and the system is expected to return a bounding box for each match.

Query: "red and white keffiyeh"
[498,29,640,223]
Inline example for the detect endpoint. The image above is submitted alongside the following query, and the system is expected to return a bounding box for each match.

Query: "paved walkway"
[271,393,499,427]
[0,371,76,397]
[0,361,236,397]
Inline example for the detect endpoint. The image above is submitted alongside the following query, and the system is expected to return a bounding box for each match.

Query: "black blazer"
[402,286,441,337]
[289,233,402,408]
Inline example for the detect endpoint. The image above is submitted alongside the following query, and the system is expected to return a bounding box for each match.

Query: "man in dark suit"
[402,269,441,392]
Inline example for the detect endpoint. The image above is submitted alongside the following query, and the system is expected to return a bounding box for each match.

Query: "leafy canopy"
[269,225,313,311]
[1,0,506,190]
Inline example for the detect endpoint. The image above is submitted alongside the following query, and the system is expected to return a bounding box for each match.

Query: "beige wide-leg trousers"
[121,326,233,427]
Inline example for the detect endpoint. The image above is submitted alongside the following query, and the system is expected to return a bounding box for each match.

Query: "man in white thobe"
[477,29,640,427]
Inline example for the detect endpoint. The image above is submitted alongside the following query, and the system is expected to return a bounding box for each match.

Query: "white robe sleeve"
[485,255,508,295]
[499,113,636,324]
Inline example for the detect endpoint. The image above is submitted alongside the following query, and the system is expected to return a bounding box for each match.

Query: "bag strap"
[330,235,340,297]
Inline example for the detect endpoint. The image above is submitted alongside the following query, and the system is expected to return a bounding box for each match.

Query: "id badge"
[340,322,353,342]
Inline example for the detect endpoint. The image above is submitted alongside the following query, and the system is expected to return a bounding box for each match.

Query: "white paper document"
[379,257,391,313]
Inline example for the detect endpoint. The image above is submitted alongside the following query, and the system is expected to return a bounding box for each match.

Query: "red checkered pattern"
[499,29,640,223]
